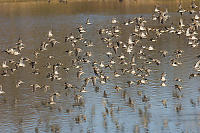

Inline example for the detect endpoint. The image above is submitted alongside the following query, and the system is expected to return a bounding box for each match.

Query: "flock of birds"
[1,1,200,132]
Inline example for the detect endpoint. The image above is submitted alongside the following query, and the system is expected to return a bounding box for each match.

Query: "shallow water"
[0,0,200,133]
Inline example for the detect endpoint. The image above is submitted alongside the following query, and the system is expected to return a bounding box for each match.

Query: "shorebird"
[0,85,5,94]
[86,18,92,25]
[31,84,41,92]
[2,61,9,68]
[78,25,86,33]
[17,58,26,67]
[49,95,56,105]
[111,17,117,24]
[160,72,166,82]
[48,30,53,38]
[154,5,160,13]
[16,80,24,88]
[194,60,200,71]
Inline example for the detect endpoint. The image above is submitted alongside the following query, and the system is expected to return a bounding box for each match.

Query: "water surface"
[0,0,200,133]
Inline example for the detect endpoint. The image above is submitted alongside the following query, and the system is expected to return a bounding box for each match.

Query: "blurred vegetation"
[0,0,194,16]
[0,0,194,2]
